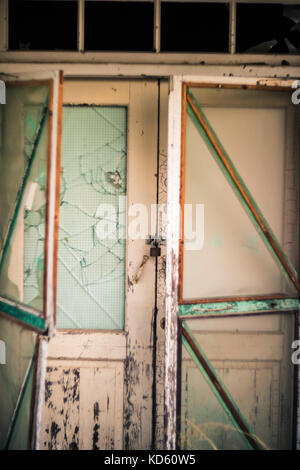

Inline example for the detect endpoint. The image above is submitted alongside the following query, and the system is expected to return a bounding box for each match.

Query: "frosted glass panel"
[0,85,49,311]
[56,106,127,329]
[183,90,298,300]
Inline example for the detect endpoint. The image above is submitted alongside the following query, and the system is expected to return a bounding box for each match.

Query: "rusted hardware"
[146,235,166,257]
[132,255,150,285]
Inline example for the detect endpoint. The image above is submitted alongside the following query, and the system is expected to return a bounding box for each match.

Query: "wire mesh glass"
[56,106,127,329]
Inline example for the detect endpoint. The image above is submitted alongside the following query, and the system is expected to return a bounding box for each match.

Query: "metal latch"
[132,255,149,285]
[146,235,166,257]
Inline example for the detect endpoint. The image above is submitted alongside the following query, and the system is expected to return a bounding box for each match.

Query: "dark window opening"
[84,1,154,52]
[236,3,300,54]
[160,2,229,53]
[9,0,78,51]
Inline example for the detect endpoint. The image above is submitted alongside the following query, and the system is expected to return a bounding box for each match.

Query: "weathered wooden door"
[40,79,165,450]
[0,71,62,449]
[178,84,298,450]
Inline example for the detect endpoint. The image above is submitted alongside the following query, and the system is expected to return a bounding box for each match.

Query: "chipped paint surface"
[41,361,124,450]
[154,91,168,448]
[122,81,158,450]
[164,76,182,449]
[42,366,80,450]
[179,299,299,318]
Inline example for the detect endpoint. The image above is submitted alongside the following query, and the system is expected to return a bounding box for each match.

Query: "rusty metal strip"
[186,89,300,294]
[181,321,265,450]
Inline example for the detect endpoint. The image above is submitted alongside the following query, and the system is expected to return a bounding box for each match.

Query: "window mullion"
[154,0,161,53]
[0,0,8,52]
[78,0,85,52]
[229,1,236,54]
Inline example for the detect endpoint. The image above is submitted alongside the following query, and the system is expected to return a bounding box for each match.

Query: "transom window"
[6,0,300,55]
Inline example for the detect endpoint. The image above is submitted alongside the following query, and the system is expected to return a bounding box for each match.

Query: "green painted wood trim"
[186,89,299,292]
[179,298,299,317]
[182,321,266,450]
[0,300,46,332]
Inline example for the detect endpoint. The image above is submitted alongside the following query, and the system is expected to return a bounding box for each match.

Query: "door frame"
[0,70,63,449]
[41,78,161,450]
[164,74,300,449]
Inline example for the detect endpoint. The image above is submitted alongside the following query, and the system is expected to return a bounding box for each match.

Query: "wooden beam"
[164,75,182,450]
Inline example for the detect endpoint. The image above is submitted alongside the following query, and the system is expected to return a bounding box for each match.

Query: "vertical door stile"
[164,76,182,450]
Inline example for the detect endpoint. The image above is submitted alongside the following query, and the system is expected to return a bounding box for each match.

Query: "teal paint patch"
[243,233,260,251]
[213,222,223,247]
[179,298,299,317]
[0,300,46,332]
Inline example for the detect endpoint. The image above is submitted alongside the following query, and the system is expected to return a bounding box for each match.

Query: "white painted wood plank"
[124,80,158,449]
[79,365,123,450]
[41,365,80,450]
[41,361,124,450]
[47,331,126,361]
[1,64,299,82]
[164,75,182,450]
[63,80,130,105]
[1,51,300,66]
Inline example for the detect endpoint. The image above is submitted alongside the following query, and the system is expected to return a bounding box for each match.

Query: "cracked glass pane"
[236,4,300,54]
[56,106,127,329]
[0,84,49,312]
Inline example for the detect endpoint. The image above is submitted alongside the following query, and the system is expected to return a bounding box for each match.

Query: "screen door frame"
[164,75,300,449]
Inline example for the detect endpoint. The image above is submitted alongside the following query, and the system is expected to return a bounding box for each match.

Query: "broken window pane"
[236,3,300,54]
[182,87,298,300]
[85,1,154,51]
[0,314,36,449]
[0,84,49,312]
[9,0,78,51]
[161,2,229,52]
[180,314,294,449]
[180,342,249,450]
[56,106,127,330]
